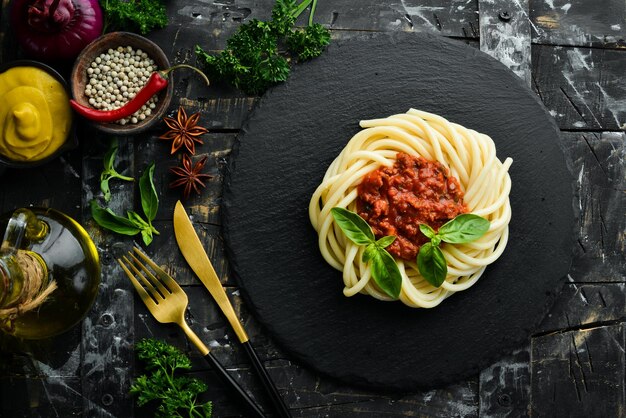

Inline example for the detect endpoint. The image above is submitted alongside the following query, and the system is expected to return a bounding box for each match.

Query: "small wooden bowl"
[70,32,173,135]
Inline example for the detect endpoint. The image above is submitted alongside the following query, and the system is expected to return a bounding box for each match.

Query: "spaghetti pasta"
[309,109,513,308]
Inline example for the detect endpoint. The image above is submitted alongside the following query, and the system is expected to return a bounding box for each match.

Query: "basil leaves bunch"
[331,208,491,295]
[91,163,160,245]
[100,140,134,202]
[331,208,402,299]
[418,214,490,287]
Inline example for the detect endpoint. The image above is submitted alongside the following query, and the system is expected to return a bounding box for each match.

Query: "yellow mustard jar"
[0,65,72,162]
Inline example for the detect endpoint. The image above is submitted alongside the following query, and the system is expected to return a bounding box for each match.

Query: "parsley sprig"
[101,0,168,35]
[130,339,213,418]
[331,208,490,294]
[195,0,330,94]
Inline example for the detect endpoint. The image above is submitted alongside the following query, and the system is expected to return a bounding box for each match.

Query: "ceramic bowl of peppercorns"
[70,32,174,135]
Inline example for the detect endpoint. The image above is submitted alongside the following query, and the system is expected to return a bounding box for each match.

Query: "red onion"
[11,0,103,61]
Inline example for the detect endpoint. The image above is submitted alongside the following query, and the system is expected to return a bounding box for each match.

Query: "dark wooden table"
[1,0,624,417]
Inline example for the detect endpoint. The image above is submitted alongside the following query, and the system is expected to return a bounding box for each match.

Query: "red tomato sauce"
[356,152,468,260]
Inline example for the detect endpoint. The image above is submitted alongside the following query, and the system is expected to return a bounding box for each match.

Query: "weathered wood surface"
[1,0,625,417]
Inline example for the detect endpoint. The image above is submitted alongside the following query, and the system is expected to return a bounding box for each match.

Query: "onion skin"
[11,0,103,62]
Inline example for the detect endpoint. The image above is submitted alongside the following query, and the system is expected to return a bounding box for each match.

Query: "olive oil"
[0,208,100,339]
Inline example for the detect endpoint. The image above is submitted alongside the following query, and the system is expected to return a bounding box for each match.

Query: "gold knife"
[173,201,292,418]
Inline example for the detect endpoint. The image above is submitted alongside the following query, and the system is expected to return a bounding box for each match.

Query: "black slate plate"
[222,32,574,390]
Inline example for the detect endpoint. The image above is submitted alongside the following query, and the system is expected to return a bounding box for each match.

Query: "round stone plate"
[222,32,574,390]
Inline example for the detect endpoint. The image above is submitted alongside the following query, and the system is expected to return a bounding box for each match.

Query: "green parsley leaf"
[131,339,212,418]
[195,0,330,94]
[102,0,168,35]
[286,23,331,61]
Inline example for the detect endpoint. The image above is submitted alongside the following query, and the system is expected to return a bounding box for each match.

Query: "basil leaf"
[362,243,378,263]
[139,162,158,222]
[419,223,436,239]
[438,214,490,244]
[103,140,118,172]
[376,235,396,249]
[101,177,112,202]
[141,229,154,246]
[127,211,150,228]
[90,200,142,235]
[369,248,402,299]
[331,207,375,245]
[417,242,447,287]
[100,140,133,202]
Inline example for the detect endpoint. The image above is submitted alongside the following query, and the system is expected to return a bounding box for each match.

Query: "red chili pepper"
[69,64,210,123]
[70,71,168,123]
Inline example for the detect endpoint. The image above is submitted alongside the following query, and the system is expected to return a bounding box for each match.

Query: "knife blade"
[173,201,293,418]
[173,200,248,343]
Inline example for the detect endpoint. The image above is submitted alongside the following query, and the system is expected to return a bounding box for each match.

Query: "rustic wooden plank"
[479,346,531,418]
[281,374,478,417]
[0,333,84,417]
[538,283,626,333]
[530,324,626,417]
[530,0,626,48]
[0,376,83,416]
[479,0,532,85]
[0,148,83,215]
[316,0,479,37]
[157,0,479,52]
[532,45,626,131]
[559,132,626,282]
[80,135,136,417]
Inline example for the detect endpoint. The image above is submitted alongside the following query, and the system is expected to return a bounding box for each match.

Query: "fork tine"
[128,252,171,297]
[122,256,165,304]
[117,257,159,310]
[132,246,182,292]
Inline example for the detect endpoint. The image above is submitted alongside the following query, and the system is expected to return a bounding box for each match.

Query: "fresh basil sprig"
[100,139,134,202]
[417,214,490,287]
[331,207,402,299]
[91,162,160,246]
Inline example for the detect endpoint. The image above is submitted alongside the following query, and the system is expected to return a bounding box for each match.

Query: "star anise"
[159,106,209,155]
[169,154,212,199]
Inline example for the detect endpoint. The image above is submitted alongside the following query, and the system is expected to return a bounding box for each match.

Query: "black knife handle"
[203,352,266,418]
[242,341,292,418]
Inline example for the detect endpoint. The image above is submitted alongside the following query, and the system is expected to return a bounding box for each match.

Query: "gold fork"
[118,247,266,418]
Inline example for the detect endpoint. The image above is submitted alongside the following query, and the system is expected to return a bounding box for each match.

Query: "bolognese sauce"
[357,152,468,260]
